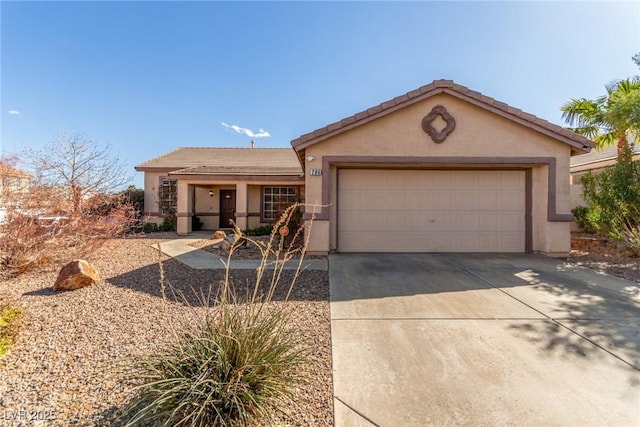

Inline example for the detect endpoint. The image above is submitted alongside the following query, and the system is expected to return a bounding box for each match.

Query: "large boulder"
[212,230,226,240]
[53,260,101,291]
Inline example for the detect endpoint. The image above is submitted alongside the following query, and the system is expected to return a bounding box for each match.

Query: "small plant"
[158,211,177,232]
[0,295,23,358]
[242,224,273,236]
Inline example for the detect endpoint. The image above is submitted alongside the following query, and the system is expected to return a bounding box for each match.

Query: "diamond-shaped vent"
[422,105,456,143]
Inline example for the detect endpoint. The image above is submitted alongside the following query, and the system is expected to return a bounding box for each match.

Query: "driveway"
[329,253,640,426]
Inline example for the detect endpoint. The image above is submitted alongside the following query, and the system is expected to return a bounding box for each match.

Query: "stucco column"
[176,181,193,235]
[235,182,248,230]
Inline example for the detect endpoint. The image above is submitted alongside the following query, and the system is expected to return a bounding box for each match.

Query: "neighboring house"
[570,143,640,209]
[0,163,31,222]
[0,163,31,196]
[137,79,595,256]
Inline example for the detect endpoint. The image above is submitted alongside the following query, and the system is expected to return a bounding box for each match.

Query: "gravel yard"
[567,251,640,283]
[3,230,638,426]
[0,234,333,426]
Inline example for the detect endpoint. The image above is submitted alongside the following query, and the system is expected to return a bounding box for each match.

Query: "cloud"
[8,110,20,115]
[221,122,270,138]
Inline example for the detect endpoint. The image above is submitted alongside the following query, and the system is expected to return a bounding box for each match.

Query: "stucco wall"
[167,179,303,233]
[142,171,165,224]
[302,93,573,255]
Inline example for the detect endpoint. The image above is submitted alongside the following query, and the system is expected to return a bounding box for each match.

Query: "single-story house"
[136,79,595,256]
[570,143,640,209]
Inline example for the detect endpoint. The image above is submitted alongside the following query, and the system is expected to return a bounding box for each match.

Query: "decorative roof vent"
[422,105,456,143]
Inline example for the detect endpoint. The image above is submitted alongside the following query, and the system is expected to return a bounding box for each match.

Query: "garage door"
[337,169,526,252]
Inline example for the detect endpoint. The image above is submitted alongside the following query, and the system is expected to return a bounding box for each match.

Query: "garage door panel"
[338,169,526,253]
[501,192,526,210]
[429,192,454,209]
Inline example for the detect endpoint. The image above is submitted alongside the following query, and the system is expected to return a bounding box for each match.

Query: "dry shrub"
[0,185,137,278]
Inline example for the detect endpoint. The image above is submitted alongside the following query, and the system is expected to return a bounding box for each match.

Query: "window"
[159,178,177,215]
[262,186,298,221]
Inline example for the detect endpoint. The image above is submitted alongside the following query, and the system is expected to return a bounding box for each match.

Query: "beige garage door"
[337,169,526,252]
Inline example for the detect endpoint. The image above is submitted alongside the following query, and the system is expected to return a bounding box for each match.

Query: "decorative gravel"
[567,250,640,284]
[0,234,333,426]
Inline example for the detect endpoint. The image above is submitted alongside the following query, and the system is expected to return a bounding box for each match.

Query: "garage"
[291,80,595,256]
[337,169,526,252]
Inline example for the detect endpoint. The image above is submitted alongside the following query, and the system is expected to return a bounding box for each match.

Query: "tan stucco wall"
[302,93,573,255]
[165,178,303,234]
[142,172,165,224]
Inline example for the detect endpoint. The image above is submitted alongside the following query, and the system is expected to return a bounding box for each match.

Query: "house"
[0,163,31,196]
[137,79,595,256]
[570,143,640,209]
[0,163,31,223]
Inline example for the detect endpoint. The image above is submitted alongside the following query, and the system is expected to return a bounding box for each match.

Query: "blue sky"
[2,1,639,188]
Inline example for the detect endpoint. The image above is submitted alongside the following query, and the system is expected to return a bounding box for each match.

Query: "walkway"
[151,232,328,271]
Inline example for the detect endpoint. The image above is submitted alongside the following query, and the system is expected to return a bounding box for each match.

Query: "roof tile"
[136,147,303,176]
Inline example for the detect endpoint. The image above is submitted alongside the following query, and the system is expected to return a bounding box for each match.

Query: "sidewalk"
[151,232,328,271]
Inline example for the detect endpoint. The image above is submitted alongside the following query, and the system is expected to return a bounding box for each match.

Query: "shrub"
[122,303,304,426]
[572,206,597,234]
[0,295,23,358]
[132,220,159,234]
[617,204,640,257]
[121,204,316,426]
[579,148,640,245]
[0,185,137,277]
[242,224,273,236]
[158,211,177,232]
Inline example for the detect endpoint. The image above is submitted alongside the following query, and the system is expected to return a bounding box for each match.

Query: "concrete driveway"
[329,253,640,426]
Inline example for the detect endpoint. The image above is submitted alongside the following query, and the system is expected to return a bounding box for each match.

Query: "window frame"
[158,177,178,216]
[261,186,299,222]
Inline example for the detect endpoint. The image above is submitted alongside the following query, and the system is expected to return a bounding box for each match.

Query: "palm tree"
[562,77,640,160]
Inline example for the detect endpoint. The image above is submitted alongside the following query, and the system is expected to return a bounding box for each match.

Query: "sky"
[2,1,639,189]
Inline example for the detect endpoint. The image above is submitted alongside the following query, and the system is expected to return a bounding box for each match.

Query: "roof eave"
[291,80,596,155]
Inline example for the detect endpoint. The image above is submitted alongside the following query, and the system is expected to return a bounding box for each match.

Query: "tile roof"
[0,163,31,178]
[170,165,303,176]
[570,143,640,168]
[291,79,595,155]
[135,147,303,176]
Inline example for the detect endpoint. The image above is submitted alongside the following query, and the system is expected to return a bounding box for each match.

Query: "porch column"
[235,182,248,230]
[176,181,193,234]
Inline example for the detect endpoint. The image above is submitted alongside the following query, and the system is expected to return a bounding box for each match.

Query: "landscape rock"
[53,260,101,291]
[220,239,232,253]
[212,230,226,240]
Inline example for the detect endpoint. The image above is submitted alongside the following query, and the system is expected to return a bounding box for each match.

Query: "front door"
[219,190,236,228]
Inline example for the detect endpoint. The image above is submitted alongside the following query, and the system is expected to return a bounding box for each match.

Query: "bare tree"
[23,133,131,215]
[0,135,137,277]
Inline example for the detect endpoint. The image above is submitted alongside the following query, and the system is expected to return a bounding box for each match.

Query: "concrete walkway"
[151,232,328,271]
[329,253,640,426]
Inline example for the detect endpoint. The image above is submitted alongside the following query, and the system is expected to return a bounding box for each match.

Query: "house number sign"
[310,168,322,176]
